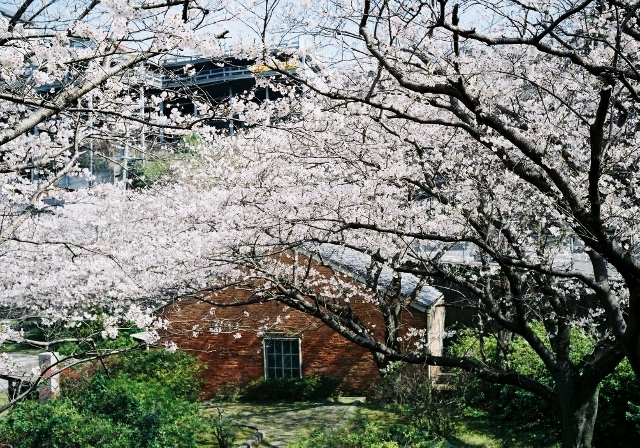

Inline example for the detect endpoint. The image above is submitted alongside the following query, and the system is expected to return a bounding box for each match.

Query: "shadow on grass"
[0,343,42,355]
[449,410,559,448]
[209,399,357,418]
[203,401,560,448]
[202,400,363,447]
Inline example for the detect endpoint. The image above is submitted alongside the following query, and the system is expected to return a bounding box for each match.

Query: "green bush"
[13,315,142,357]
[208,406,238,448]
[0,399,134,448]
[0,350,205,448]
[449,326,559,425]
[594,358,640,447]
[178,132,203,152]
[99,349,205,401]
[129,159,170,189]
[241,375,340,401]
[448,325,640,444]
[214,383,243,402]
[371,363,461,438]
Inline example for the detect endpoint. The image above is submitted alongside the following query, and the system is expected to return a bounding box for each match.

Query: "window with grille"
[263,338,301,379]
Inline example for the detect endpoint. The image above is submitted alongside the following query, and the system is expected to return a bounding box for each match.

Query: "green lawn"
[200,399,362,447]
[199,400,559,448]
[448,408,559,448]
[0,342,43,355]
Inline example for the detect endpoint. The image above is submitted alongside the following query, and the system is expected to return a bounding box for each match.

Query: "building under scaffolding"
[44,44,300,190]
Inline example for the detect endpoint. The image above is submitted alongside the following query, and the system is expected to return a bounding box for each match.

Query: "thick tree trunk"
[556,371,599,448]
[560,391,598,448]
[623,327,640,380]
[622,287,640,380]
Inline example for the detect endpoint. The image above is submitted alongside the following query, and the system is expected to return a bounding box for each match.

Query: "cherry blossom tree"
[0,0,233,246]
[289,0,640,380]
[0,176,234,410]
[160,1,640,445]
[2,0,640,445]
[0,0,235,407]
[188,112,621,446]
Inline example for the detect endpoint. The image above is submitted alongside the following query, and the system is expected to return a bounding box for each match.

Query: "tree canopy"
[3,1,640,446]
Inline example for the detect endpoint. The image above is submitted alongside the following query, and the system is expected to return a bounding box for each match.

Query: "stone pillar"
[38,352,60,402]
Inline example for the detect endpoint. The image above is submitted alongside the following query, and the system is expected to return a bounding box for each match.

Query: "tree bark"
[555,370,599,448]
[622,285,640,379]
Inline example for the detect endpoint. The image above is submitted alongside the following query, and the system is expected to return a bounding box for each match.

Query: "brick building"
[158,244,444,399]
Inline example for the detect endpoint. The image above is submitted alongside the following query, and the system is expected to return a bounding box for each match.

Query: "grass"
[199,400,559,448]
[0,392,9,418]
[0,342,43,355]
[200,400,356,446]
[448,408,559,448]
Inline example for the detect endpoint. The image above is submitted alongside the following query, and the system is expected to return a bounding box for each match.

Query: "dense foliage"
[0,350,205,448]
[239,375,340,401]
[3,1,640,445]
[449,327,640,446]
[11,316,143,357]
[371,363,462,438]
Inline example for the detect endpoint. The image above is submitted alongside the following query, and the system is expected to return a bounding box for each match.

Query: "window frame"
[262,336,302,380]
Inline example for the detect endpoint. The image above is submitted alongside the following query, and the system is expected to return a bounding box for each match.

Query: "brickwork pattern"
[159,255,440,399]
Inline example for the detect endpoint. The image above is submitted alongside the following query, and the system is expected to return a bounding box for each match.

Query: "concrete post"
[38,351,60,402]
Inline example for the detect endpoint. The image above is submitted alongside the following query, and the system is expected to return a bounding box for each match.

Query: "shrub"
[102,349,205,400]
[448,325,640,443]
[594,358,640,447]
[371,362,461,438]
[130,159,170,189]
[15,315,142,357]
[209,406,238,448]
[448,327,557,425]
[240,375,340,401]
[0,350,205,448]
[0,399,134,448]
[372,362,439,405]
[214,383,243,402]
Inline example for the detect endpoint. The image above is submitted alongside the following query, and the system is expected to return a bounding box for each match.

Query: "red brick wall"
[158,256,432,399]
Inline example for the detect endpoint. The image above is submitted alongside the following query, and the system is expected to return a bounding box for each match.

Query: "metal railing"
[141,65,291,89]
